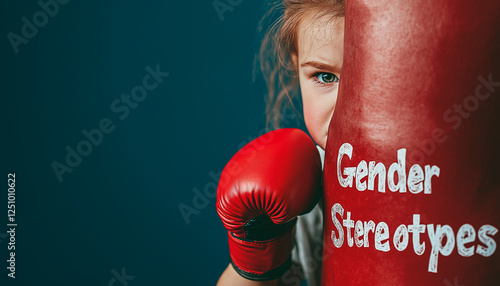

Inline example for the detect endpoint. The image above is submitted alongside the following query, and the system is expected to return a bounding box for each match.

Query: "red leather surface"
[322,0,500,285]
[227,227,295,275]
[217,128,322,275]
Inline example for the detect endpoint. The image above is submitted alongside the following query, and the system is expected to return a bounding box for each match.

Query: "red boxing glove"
[216,128,322,281]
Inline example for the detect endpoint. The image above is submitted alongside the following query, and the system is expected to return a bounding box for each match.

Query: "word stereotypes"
[330,203,497,273]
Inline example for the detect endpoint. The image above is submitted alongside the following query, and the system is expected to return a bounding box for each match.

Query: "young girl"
[218,1,344,285]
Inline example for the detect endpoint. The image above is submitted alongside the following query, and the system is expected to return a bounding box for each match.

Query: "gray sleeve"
[291,203,324,286]
[290,146,325,286]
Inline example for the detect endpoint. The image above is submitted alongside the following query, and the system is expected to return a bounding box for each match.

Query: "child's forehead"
[297,14,344,54]
[298,13,344,42]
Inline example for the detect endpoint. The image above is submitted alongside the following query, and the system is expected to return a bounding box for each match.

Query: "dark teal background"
[1,1,304,285]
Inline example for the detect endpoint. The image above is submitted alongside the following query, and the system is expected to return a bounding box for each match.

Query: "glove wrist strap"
[227,225,295,281]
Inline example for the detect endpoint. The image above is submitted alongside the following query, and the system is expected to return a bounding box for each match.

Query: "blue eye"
[315,73,339,83]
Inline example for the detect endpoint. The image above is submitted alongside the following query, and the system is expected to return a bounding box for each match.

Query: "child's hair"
[259,0,345,129]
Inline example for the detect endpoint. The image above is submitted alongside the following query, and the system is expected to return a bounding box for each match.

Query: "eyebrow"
[300,61,340,71]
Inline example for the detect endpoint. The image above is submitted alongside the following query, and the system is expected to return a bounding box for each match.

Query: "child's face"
[295,15,344,149]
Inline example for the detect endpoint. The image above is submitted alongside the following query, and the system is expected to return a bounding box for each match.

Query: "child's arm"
[217,264,279,286]
[217,263,304,286]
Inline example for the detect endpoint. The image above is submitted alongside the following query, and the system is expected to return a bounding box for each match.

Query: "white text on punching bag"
[337,143,440,194]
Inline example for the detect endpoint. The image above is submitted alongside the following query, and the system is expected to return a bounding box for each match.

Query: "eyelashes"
[311,72,340,87]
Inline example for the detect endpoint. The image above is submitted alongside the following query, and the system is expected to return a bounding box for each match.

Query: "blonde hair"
[259,0,344,129]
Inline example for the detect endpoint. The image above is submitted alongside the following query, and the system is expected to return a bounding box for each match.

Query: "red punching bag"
[322,0,500,285]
